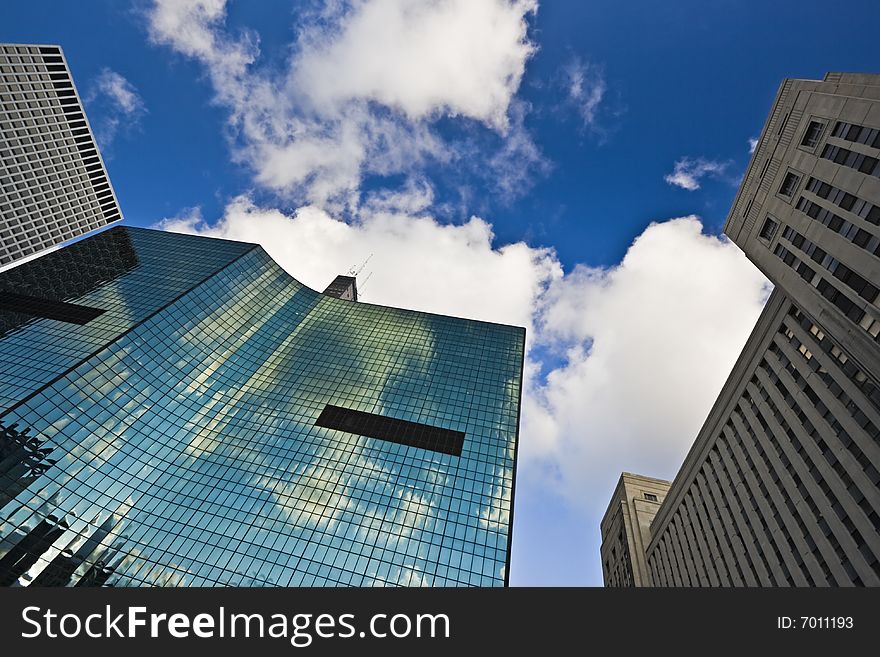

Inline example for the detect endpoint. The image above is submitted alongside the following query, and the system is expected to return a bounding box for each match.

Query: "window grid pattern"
[0,43,122,267]
[773,227,880,342]
[803,177,880,227]
[0,227,523,587]
[647,304,880,587]
[780,225,879,307]
[794,197,880,259]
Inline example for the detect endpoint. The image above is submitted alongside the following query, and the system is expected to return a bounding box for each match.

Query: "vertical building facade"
[0,226,524,586]
[0,43,122,269]
[600,473,670,587]
[606,73,880,586]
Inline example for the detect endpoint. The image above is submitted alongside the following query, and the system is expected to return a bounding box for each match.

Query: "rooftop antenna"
[347,253,373,278]
[357,271,374,299]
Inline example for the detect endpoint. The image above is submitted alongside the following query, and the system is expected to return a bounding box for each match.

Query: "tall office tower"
[0,43,122,269]
[0,226,524,586]
[600,473,670,587]
[605,73,880,587]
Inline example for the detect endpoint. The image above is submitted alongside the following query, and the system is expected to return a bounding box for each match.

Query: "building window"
[801,120,825,148]
[832,120,880,149]
[779,172,800,197]
[644,493,658,502]
[759,217,778,241]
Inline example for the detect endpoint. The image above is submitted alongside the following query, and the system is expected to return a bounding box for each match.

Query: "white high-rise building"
[0,43,122,269]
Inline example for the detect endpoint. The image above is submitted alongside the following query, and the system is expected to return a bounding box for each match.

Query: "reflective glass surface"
[0,227,523,587]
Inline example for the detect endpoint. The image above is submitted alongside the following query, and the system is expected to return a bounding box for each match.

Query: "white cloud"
[94,69,144,115]
[664,156,730,191]
[145,1,772,583]
[748,136,759,153]
[158,194,561,331]
[159,202,769,512]
[291,0,538,130]
[86,69,146,151]
[563,56,606,128]
[146,0,541,209]
[524,216,770,506]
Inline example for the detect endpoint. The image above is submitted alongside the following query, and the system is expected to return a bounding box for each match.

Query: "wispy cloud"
[748,136,759,154]
[664,156,731,191]
[563,56,607,129]
[86,69,146,153]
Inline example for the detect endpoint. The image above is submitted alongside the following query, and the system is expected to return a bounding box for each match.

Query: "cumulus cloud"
[160,202,769,511]
[85,69,146,152]
[146,1,771,584]
[146,0,541,209]
[158,194,561,330]
[291,0,538,130]
[524,217,770,507]
[664,156,731,191]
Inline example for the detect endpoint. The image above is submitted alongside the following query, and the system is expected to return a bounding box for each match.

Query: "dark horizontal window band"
[315,404,464,456]
[0,291,105,325]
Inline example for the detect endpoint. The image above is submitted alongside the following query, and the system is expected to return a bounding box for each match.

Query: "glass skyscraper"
[0,226,524,587]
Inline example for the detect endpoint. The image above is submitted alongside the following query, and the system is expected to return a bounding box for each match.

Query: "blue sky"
[4,0,879,585]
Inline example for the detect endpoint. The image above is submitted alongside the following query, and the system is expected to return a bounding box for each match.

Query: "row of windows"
[804,176,880,226]
[821,143,880,178]
[832,120,880,150]
[781,225,880,306]
[0,44,55,56]
[3,121,95,155]
[1,79,67,96]
[772,229,880,341]
[1,102,77,122]
[794,198,880,258]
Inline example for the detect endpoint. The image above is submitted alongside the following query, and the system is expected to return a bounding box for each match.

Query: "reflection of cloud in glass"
[0,228,523,587]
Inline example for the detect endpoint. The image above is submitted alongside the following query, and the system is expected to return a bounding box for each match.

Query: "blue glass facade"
[0,227,524,587]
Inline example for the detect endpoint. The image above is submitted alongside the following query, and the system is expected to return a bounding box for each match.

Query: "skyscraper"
[605,72,880,586]
[0,43,122,269]
[0,226,524,586]
[600,473,670,587]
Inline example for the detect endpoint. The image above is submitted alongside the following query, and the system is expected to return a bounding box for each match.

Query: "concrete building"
[600,473,670,587]
[606,73,880,586]
[0,43,122,270]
